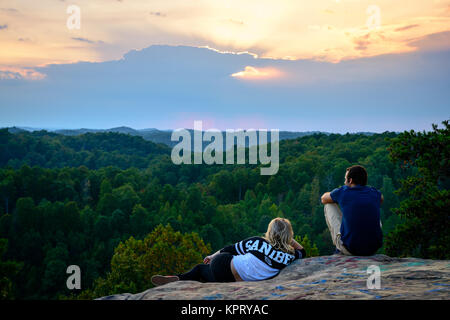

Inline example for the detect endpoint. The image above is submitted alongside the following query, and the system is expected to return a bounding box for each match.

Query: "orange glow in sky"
[0,0,449,74]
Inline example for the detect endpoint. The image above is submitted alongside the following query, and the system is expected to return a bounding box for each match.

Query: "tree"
[110,209,129,237]
[129,204,153,238]
[112,184,139,215]
[15,197,36,231]
[41,245,69,296]
[268,175,284,200]
[86,224,210,298]
[1,128,415,299]
[0,174,15,214]
[62,201,82,233]
[385,120,449,259]
[99,179,112,196]
[294,234,319,257]
[96,193,117,216]
[380,176,399,219]
[0,239,23,299]
[200,224,223,250]
[209,170,234,203]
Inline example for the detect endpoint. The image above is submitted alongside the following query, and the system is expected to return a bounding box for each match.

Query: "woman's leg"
[177,263,215,282]
[161,253,235,285]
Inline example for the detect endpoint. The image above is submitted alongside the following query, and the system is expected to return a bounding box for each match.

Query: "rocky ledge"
[98,254,449,300]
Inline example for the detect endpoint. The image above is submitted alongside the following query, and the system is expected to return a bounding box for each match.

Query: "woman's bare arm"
[291,239,303,250]
[203,250,221,264]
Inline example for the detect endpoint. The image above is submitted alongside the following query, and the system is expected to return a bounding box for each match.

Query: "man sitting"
[321,165,383,256]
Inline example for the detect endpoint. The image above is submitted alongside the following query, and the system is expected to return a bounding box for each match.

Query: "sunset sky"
[0,0,449,132]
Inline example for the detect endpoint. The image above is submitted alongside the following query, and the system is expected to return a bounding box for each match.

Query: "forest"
[0,120,448,299]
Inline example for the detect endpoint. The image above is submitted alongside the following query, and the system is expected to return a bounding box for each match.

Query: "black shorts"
[210,252,235,282]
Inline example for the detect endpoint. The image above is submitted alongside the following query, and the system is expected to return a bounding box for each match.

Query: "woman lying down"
[151,218,306,285]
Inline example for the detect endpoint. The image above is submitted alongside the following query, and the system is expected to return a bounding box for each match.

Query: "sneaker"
[151,275,180,286]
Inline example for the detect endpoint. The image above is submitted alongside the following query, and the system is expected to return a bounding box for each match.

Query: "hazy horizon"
[2,124,409,135]
[1,1,449,134]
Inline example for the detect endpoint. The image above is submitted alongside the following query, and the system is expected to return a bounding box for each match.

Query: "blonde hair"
[264,218,294,254]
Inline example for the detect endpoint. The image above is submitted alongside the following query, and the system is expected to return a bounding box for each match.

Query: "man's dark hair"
[346,165,368,186]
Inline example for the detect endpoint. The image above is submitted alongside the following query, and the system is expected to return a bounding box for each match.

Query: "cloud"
[0,66,45,80]
[149,11,166,17]
[225,18,245,26]
[231,66,282,80]
[0,8,18,13]
[308,25,335,31]
[0,44,448,133]
[395,24,420,32]
[407,31,450,52]
[2,0,450,67]
[71,37,104,45]
[353,33,371,51]
[199,46,258,59]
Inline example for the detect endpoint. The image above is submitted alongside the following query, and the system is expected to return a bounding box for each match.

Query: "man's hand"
[321,192,334,204]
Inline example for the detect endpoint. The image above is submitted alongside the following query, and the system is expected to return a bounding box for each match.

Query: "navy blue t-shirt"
[330,185,383,256]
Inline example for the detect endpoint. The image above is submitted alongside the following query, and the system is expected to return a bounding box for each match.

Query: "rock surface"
[98,254,450,300]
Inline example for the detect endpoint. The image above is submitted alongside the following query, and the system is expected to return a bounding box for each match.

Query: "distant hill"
[4,126,338,148]
[4,126,29,134]
[0,128,170,169]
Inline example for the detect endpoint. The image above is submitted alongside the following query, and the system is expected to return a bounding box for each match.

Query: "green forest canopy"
[0,120,448,299]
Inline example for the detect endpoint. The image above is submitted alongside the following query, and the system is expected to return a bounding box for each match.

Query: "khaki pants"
[324,203,353,255]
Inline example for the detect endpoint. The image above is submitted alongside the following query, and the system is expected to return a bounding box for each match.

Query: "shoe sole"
[151,275,179,286]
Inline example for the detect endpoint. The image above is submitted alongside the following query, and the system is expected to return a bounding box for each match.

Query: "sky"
[0,0,449,133]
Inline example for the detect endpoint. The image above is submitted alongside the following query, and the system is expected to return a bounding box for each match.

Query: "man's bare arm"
[321,192,335,204]
[381,194,384,204]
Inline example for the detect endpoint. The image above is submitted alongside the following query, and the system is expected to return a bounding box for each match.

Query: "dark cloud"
[149,11,166,17]
[408,31,450,52]
[71,37,104,44]
[354,40,369,51]
[395,24,420,32]
[354,42,368,51]
[353,33,371,51]
[0,8,18,13]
